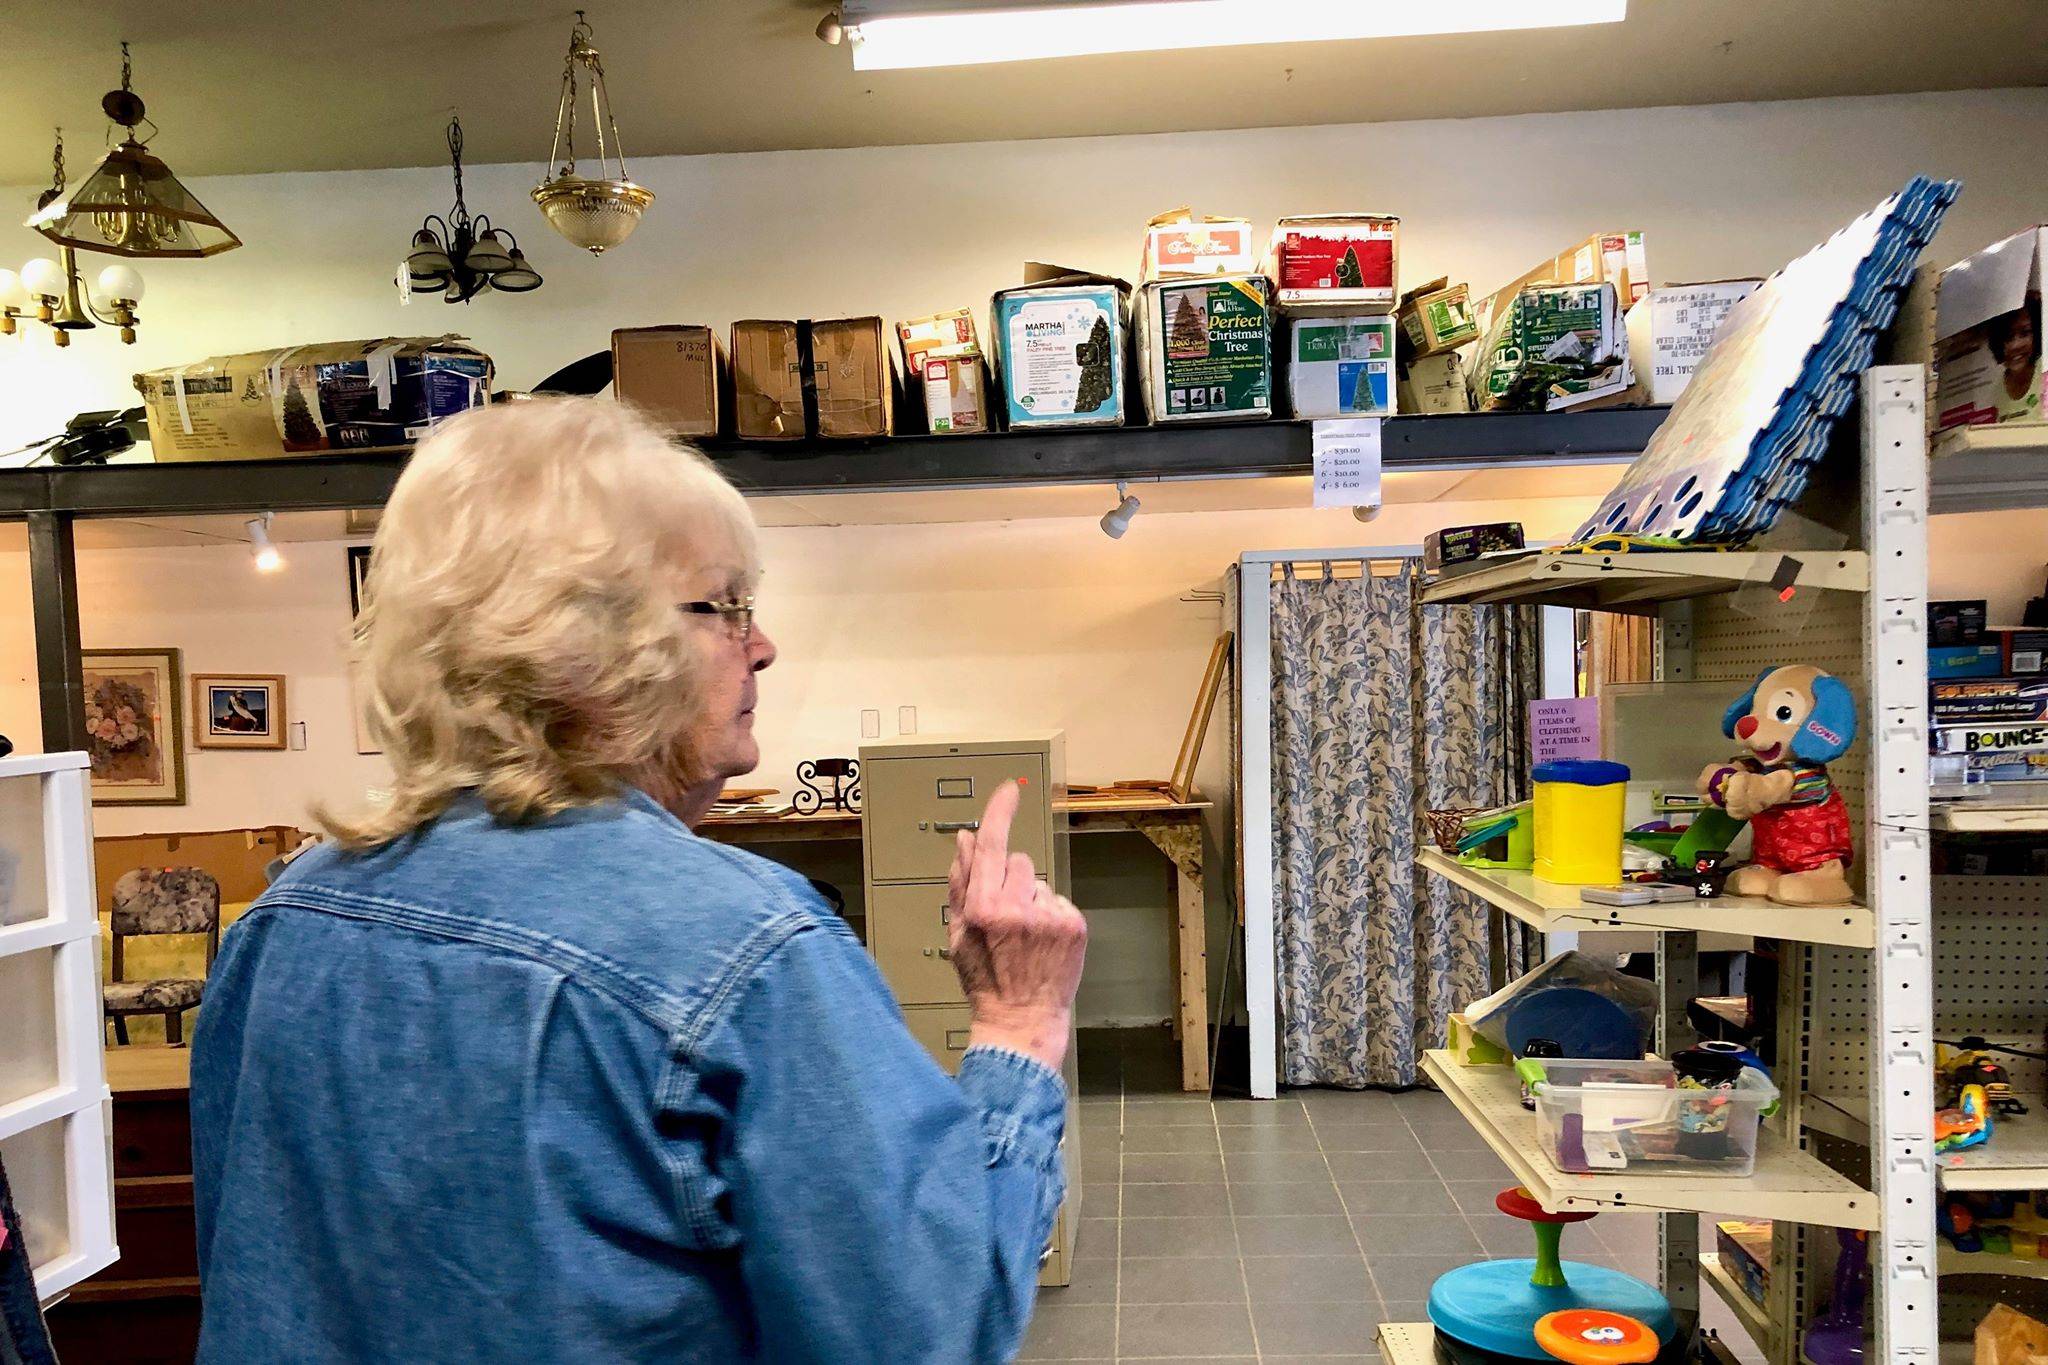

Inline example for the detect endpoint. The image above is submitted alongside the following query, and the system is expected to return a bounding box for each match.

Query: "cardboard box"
[1714,1221,1771,1307]
[1285,314,1395,419]
[1932,723,2048,756]
[1136,275,1272,422]
[1425,523,1525,573]
[809,316,897,440]
[731,319,806,440]
[1931,599,1989,645]
[917,348,989,435]
[1930,644,2007,680]
[1935,226,2046,433]
[1932,677,2048,726]
[611,325,726,438]
[1471,232,1649,365]
[1269,215,1399,310]
[1621,281,1761,405]
[1468,283,1632,413]
[2001,627,2048,675]
[1931,750,2048,785]
[991,263,1133,428]
[1399,350,1471,414]
[1139,208,1258,282]
[136,337,492,461]
[1396,278,1479,356]
[898,309,979,373]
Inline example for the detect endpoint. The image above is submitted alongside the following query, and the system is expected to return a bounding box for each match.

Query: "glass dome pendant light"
[24,41,240,259]
[531,11,654,256]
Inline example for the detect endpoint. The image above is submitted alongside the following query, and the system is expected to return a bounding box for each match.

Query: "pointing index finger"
[973,781,1021,892]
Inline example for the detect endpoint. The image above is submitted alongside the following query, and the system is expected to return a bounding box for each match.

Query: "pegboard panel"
[1805,943,1877,1111]
[1932,875,2048,1093]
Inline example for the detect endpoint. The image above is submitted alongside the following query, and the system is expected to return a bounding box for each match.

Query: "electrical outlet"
[897,706,917,735]
[860,709,881,739]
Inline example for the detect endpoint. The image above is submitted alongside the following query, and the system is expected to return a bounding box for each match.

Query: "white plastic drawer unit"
[0,753,118,1303]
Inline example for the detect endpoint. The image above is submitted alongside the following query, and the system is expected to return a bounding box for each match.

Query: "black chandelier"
[403,116,541,303]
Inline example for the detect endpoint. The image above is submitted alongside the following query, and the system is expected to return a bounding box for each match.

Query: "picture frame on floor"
[80,648,186,805]
[191,674,288,750]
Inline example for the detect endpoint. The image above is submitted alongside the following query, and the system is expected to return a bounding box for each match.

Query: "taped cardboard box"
[731,320,806,440]
[1285,314,1396,418]
[1621,281,1761,405]
[612,325,727,438]
[1396,278,1479,356]
[991,262,1134,428]
[1472,231,1650,349]
[899,309,988,434]
[809,316,897,440]
[1468,282,1632,413]
[1399,349,1471,414]
[136,337,491,461]
[1136,275,1272,422]
[1139,207,1258,282]
[1269,214,1398,310]
[1936,225,2045,434]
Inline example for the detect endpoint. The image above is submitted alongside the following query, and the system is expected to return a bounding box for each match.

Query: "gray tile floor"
[1026,1030,1766,1363]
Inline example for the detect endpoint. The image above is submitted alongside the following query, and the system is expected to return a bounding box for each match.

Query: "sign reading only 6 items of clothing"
[1310,417,1383,509]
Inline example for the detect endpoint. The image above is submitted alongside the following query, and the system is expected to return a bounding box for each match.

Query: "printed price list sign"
[1310,417,1383,509]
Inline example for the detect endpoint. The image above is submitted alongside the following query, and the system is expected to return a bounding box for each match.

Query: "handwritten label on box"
[1311,418,1383,509]
[1529,696,1602,765]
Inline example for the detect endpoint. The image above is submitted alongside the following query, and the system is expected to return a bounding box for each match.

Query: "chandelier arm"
[548,64,577,175]
[589,57,607,174]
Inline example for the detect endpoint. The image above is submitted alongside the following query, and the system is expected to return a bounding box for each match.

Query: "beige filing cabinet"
[859,733,1080,1286]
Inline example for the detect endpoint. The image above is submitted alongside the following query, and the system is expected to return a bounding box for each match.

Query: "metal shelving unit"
[1930,423,2048,514]
[1702,1251,1778,1358]
[1406,363,1938,1362]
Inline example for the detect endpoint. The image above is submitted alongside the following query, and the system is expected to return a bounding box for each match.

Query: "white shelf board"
[1419,549,1869,613]
[1932,794,2048,833]
[1701,1251,1776,1357]
[0,753,89,778]
[1932,424,2048,514]
[1377,1323,1434,1363]
[1419,849,1874,948]
[1801,1092,1871,1146]
[1422,1051,1879,1229]
[1940,1244,2048,1280]
[1940,1107,2048,1192]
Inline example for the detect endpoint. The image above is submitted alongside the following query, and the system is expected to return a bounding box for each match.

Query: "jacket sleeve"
[673,919,1067,1364]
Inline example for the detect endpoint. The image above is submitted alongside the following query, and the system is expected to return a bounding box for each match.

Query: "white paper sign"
[1311,418,1383,509]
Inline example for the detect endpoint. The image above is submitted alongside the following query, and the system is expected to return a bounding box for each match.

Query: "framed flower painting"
[80,649,186,805]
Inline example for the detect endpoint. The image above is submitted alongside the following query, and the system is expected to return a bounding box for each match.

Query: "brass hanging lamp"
[531,11,653,256]
[24,42,241,259]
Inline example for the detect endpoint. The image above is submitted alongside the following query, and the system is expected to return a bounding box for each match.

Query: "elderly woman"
[189,399,1087,1363]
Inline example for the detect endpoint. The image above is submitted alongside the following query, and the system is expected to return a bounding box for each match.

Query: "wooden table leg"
[1135,817,1211,1093]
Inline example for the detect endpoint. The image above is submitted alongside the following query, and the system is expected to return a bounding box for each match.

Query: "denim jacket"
[190,789,1067,1363]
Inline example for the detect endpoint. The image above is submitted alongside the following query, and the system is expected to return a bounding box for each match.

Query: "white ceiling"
[4,1,2043,186]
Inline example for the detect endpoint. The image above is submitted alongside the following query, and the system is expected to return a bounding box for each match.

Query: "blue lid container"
[1531,759,1631,787]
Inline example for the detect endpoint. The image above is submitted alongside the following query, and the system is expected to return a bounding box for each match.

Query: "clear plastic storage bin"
[1526,1057,1778,1177]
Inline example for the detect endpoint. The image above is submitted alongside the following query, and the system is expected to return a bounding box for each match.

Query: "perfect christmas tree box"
[991,262,1136,428]
[1283,314,1397,419]
[135,337,492,461]
[612,325,728,438]
[1136,275,1273,422]
[1935,225,2046,434]
[1267,214,1399,311]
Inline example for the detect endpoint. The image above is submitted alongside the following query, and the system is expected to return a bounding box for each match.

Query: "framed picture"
[347,545,373,617]
[191,674,288,750]
[80,649,185,806]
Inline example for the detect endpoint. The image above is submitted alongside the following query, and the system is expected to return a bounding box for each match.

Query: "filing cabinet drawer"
[901,1004,973,1074]
[864,752,1050,883]
[869,883,966,1006]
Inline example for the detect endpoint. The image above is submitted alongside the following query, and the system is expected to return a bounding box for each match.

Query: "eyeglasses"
[677,594,756,641]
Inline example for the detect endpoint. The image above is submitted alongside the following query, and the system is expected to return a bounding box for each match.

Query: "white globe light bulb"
[96,264,145,305]
[20,257,65,300]
[0,268,25,309]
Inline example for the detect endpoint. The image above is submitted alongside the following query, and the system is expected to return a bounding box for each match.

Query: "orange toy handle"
[1534,1309,1659,1364]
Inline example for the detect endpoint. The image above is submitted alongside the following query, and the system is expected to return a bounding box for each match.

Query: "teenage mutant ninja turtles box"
[1136,275,1272,422]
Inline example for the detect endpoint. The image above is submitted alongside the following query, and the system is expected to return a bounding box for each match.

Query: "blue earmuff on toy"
[1793,675,1858,762]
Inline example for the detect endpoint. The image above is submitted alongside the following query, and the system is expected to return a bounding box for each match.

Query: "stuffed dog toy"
[1696,664,1857,906]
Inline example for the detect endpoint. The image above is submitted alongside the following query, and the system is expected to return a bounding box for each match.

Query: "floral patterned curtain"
[1270,561,1539,1088]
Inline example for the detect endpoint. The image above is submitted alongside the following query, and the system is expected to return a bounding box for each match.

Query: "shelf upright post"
[1654,930,1702,1321]
[1860,365,1936,1360]
[27,511,88,753]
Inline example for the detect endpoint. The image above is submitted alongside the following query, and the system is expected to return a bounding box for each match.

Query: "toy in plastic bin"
[1937,1084,1992,1155]
[1696,665,1857,906]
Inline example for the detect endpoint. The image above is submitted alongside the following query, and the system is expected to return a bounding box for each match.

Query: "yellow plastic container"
[1531,759,1630,884]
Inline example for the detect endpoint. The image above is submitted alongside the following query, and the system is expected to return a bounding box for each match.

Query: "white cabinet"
[0,753,116,1303]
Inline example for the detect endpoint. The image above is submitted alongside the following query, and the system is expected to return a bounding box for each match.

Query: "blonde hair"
[323,397,758,849]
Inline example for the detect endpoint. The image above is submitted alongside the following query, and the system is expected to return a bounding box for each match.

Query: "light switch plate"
[897,706,917,735]
[289,721,308,751]
[860,709,881,739]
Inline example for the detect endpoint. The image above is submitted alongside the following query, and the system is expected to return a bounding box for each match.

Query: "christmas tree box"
[1283,314,1396,419]
[991,263,1134,428]
[898,309,979,374]
[1267,214,1399,310]
[731,320,807,440]
[1935,225,2047,434]
[135,337,492,461]
[612,325,728,439]
[1619,281,1761,405]
[916,347,990,435]
[1398,350,1471,414]
[1467,283,1632,413]
[1139,207,1259,283]
[1135,276,1273,423]
[809,316,899,440]
[1396,278,1480,356]
[1471,231,1649,359]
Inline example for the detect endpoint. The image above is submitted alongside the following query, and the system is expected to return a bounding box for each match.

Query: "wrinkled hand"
[945,781,1088,1071]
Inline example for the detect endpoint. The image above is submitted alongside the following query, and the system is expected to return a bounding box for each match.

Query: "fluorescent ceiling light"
[844,0,1625,70]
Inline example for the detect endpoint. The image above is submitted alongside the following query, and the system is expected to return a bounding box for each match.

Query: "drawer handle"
[933,820,980,833]
[921,946,953,960]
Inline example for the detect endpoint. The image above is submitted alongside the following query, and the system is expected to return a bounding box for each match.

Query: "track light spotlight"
[1100,480,1141,539]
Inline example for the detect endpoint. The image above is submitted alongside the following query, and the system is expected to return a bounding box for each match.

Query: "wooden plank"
[103,1044,191,1096]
